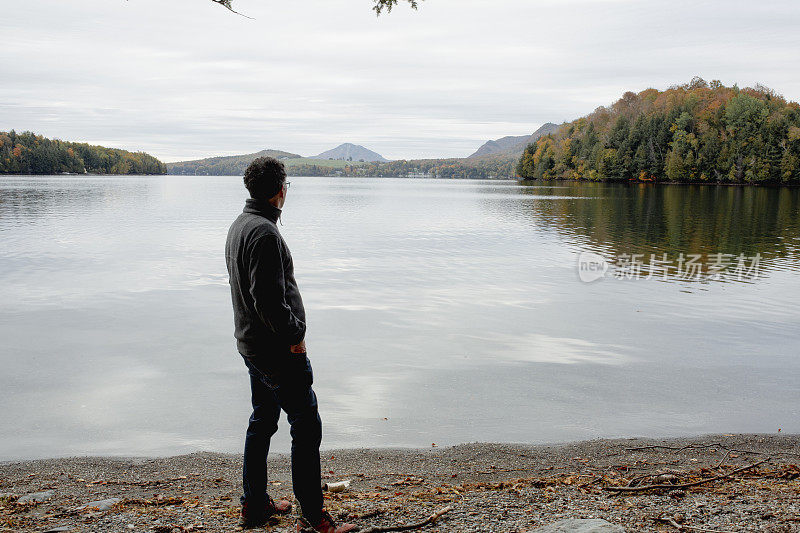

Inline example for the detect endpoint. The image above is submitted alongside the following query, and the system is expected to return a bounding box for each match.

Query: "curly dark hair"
[243,157,287,200]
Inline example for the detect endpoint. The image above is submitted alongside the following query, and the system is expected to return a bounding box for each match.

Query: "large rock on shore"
[77,497,121,511]
[17,490,54,504]
[533,518,625,532]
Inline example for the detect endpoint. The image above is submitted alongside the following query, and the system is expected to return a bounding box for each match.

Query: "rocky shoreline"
[1,434,798,532]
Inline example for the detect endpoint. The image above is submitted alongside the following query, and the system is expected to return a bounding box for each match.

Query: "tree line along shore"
[518,78,800,185]
[0,131,166,176]
[3,79,800,183]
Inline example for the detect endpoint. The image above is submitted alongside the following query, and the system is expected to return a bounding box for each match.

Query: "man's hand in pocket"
[290,340,307,354]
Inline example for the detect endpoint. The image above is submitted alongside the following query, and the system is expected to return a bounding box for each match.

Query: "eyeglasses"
[284,181,291,190]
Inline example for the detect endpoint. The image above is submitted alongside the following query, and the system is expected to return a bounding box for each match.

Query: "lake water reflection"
[0,176,798,459]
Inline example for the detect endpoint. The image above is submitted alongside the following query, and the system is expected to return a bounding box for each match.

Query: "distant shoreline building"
[406,171,437,178]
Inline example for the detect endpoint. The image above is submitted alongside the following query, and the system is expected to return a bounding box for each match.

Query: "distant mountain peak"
[468,123,561,159]
[315,143,388,162]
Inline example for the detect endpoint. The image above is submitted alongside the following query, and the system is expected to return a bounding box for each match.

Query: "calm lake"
[1,176,798,460]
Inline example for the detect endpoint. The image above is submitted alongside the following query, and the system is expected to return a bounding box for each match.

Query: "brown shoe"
[296,509,357,533]
[241,497,292,528]
[268,496,292,515]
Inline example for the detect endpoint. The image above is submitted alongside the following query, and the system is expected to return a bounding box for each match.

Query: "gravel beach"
[1,434,798,532]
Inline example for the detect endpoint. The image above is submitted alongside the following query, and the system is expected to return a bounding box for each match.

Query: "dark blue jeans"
[241,352,323,523]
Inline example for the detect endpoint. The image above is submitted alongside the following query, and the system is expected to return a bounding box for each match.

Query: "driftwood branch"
[625,442,800,458]
[604,457,770,493]
[359,505,453,533]
[712,450,731,471]
[656,515,737,533]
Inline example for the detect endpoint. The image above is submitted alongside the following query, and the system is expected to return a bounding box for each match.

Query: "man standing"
[226,157,355,533]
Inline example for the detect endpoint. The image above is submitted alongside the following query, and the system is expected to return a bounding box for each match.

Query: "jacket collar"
[243,198,281,223]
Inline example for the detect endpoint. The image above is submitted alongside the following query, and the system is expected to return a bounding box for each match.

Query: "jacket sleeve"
[248,234,306,345]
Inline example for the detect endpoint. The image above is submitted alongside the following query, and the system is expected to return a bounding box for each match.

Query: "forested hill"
[517,78,800,184]
[0,131,165,175]
[166,149,302,176]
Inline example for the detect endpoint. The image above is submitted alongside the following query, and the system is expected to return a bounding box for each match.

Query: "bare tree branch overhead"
[210,0,421,17]
[372,0,420,15]
[210,0,254,18]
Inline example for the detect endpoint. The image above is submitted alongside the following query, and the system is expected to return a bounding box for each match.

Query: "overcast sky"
[2,0,799,162]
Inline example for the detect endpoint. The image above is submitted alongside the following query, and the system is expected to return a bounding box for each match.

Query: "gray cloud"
[2,0,799,161]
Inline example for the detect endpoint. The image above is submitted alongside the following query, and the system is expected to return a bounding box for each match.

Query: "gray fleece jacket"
[225,198,306,357]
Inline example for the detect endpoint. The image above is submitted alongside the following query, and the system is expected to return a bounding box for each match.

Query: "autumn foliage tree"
[0,131,166,175]
[517,78,800,184]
